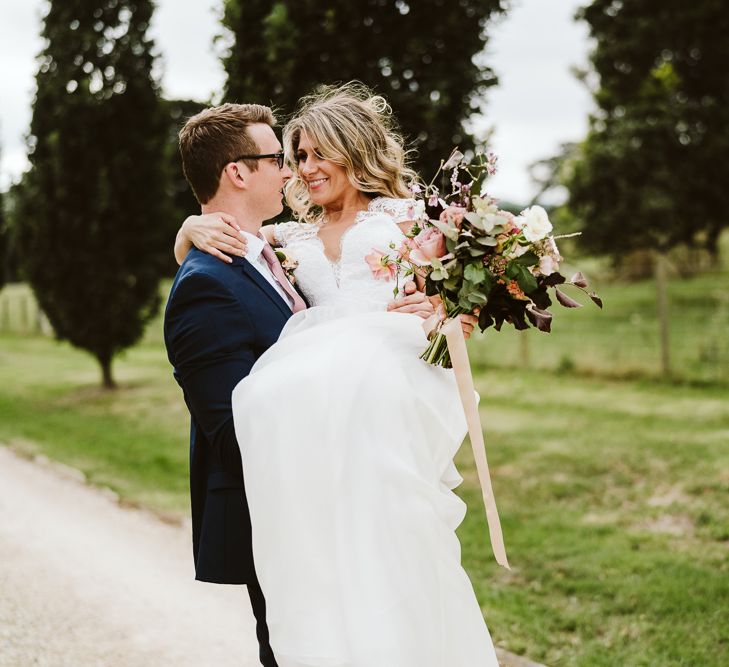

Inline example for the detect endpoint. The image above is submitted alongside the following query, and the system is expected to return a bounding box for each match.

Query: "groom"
[164,103,437,666]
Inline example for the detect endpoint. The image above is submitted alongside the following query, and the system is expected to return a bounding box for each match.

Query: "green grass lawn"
[461,370,729,666]
[0,334,190,513]
[466,266,729,385]
[1,330,727,665]
[4,263,729,384]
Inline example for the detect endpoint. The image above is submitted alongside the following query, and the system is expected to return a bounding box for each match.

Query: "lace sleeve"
[368,197,418,224]
[273,221,300,246]
[273,220,318,247]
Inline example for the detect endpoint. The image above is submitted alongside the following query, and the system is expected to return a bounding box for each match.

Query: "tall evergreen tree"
[221,0,506,173]
[18,0,171,387]
[0,184,6,291]
[2,181,25,286]
[162,97,207,276]
[0,138,8,290]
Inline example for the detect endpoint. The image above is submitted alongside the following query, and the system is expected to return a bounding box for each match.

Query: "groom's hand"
[424,294,480,340]
[386,281,434,319]
[458,311,479,340]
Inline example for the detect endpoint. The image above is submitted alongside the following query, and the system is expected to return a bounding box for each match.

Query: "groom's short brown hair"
[179,103,277,204]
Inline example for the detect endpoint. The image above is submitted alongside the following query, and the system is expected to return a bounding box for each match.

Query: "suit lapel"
[235,257,293,318]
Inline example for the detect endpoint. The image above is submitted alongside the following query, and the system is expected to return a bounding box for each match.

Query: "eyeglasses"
[234,152,285,169]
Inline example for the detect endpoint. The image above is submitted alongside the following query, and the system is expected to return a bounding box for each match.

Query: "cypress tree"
[18,0,171,387]
[163,97,207,276]
[0,184,6,291]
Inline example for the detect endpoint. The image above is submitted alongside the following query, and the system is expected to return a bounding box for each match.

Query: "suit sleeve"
[165,272,257,473]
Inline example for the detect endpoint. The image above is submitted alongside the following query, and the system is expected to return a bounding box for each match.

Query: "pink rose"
[409,227,447,266]
[439,205,466,227]
[365,248,398,281]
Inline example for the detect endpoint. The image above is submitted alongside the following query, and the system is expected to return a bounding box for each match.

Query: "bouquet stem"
[421,331,451,367]
[420,306,465,368]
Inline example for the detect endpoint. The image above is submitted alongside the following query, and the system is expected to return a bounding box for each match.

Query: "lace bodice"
[273,197,417,309]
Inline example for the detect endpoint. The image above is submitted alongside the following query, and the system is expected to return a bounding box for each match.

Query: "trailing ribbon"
[424,314,510,569]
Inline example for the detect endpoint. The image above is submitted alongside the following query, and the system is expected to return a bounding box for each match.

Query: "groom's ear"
[222,162,248,191]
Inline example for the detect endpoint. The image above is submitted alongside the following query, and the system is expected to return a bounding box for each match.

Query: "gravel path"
[0,446,260,667]
[0,446,545,667]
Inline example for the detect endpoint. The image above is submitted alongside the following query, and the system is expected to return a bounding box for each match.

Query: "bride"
[175,84,499,667]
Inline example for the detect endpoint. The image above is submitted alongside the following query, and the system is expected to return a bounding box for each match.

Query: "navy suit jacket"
[164,248,293,584]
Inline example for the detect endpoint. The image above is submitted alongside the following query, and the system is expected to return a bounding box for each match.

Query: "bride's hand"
[174,212,248,265]
[386,282,434,319]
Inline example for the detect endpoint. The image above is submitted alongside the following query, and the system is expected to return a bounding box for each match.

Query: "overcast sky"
[0,0,593,203]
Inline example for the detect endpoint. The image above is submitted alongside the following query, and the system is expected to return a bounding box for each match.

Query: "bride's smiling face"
[295,133,358,207]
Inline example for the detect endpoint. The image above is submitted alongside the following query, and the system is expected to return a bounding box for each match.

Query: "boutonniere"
[275,249,299,285]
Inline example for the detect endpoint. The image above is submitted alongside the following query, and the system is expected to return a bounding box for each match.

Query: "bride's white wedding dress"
[232,197,499,667]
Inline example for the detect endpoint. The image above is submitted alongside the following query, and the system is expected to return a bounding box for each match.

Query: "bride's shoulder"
[367,196,419,224]
[272,220,319,246]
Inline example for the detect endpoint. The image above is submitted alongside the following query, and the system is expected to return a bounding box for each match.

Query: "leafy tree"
[564,0,729,375]
[567,0,729,258]
[221,0,506,173]
[17,0,171,387]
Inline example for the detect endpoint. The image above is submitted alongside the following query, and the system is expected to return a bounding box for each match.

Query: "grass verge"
[1,333,727,665]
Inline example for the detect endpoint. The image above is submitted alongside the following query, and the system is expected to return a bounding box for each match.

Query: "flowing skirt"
[232,305,498,667]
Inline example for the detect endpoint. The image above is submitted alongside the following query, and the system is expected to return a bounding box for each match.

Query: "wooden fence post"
[35,302,44,333]
[655,251,671,377]
[0,297,8,332]
[20,295,29,332]
[520,330,531,368]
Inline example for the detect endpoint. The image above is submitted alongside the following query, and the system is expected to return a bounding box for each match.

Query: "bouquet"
[368,149,602,368]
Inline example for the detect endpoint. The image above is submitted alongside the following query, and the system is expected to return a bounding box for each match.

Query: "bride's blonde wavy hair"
[283,82,419,223]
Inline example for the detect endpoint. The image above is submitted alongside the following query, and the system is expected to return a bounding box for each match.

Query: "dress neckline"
[315,207,371,266]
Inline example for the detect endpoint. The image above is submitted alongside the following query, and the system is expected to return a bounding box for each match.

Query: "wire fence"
[2,274,729,385]
[469,268,729,385]
[0,284,52,336]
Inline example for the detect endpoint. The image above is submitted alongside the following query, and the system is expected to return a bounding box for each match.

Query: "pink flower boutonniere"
[275,249,299,285]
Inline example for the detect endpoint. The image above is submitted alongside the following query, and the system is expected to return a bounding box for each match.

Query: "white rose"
[520,205,552,242]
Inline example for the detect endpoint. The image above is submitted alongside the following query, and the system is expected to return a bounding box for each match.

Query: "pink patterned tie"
[259,242,307,313]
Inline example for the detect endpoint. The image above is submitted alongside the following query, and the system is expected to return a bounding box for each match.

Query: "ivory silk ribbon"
[424,315,510,569]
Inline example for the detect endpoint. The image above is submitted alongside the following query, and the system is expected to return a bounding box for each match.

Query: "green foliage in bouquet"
[398,151,603,367]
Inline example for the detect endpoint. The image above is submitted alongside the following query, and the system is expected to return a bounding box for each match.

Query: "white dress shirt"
[241,231,294,309]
